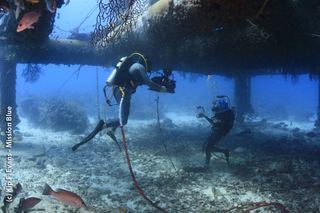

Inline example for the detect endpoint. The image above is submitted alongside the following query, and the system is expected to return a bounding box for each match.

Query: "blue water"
[252,75,318,120]
[16,63,318,122]
[50,0,98,39]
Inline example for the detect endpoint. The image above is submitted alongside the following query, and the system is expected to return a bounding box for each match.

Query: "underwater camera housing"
[150,68,176,93]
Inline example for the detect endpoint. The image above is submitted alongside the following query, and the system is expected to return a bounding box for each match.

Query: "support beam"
[0,39,105,67]
[1,0,320,75]
[0,38,319,76]
[0,60,20,132]
[234,74,253,123]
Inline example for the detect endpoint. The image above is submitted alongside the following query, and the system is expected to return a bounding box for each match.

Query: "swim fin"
[72,120,105,151]
[107,130,122,151]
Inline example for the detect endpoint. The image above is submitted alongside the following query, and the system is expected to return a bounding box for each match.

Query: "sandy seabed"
[1,113,320,213]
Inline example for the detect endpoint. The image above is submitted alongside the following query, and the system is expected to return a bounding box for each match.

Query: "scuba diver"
[197,96,235,168]
[72,53,171,151]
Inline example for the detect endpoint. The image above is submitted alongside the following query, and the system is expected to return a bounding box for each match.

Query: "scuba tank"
[106,57,127,86]
[104,56,131,106]
[106,56,132,86]
[104,53,148,106]
[106,53,148,87]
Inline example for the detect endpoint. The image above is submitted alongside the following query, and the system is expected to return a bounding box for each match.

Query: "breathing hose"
[119,92,168,213]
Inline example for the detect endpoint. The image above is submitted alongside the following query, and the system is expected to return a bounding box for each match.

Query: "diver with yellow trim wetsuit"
[72,53,167,151]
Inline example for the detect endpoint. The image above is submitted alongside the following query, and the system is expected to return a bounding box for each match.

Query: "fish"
[26,0,40,3]
[0,0,10,12]
[16,197,41,213]
[14,0,25,19]
[1,183,22,213]
[42,183,86,208]
[45,0,56,13]
[16,10,41,32]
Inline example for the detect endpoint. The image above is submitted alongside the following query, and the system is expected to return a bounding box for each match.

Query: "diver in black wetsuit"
[197,96,235,168]
[72,53,167,151]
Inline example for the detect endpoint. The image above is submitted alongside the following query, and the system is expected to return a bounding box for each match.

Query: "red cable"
[120,126,168,213]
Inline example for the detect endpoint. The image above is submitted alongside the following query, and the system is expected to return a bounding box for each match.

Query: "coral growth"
[21,64,42,83]
[19,98,88,134]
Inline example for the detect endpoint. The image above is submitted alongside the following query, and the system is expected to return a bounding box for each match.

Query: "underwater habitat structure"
[1,0,320,212]
[1,0,320,128]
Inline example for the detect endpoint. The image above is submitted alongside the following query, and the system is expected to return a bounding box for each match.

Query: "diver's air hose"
[118,93,167,213]
[120,126,168,213]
